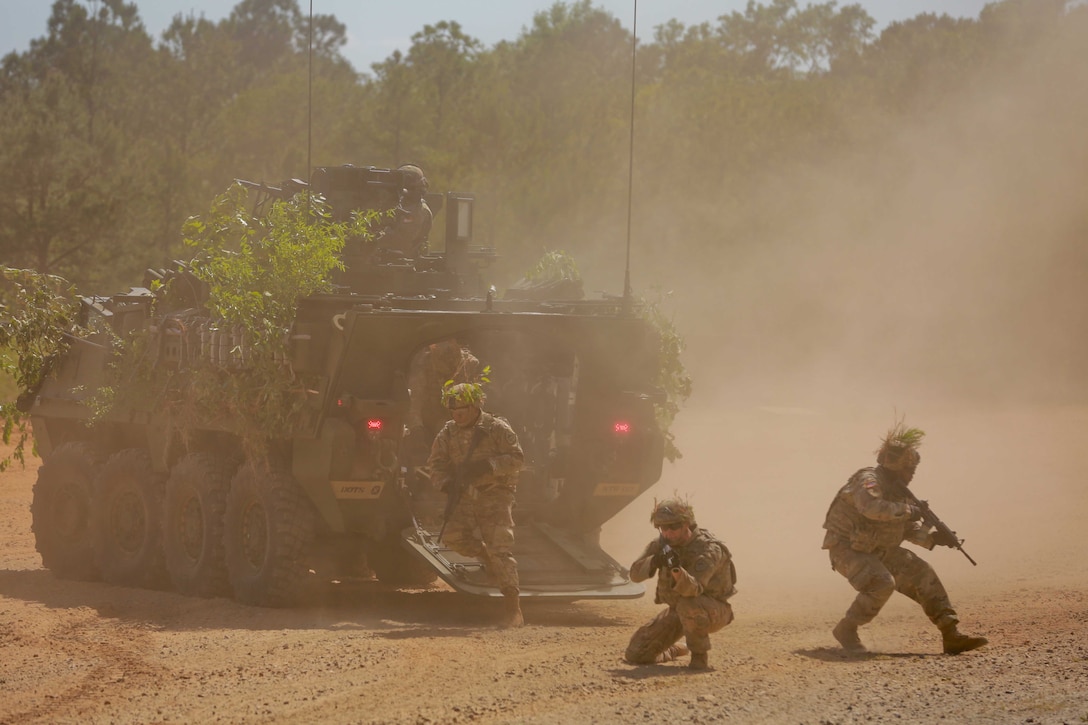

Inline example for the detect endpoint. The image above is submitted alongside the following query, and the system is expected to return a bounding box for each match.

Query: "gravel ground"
[2,403,1086,724]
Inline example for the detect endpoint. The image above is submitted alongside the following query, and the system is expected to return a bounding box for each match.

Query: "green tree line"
[2,0,1087,400]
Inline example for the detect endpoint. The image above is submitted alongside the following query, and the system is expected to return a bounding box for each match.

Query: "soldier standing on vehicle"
[429,382,526,628]
[377,163,432,257]
[822,420,988,655]
[624,497,736,671]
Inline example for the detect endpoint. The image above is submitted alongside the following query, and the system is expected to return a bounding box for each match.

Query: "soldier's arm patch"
[694,559,711,573]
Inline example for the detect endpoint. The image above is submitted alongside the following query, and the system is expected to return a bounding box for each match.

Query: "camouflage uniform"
[822,466,957,630]
[429,411,524,594]
[822,423,987,655]
[625,527,736,663]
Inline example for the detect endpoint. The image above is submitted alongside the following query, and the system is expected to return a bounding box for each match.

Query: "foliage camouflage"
[525,250,582,284]
[186,186,372,451]
[638,291,692,462]
[0,267,84,470]
[881,421,926,453]
[442,365,492,409]
[89,185,380,462]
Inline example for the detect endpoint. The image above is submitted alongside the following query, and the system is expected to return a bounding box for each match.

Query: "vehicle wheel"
[224,462,318,607]
[93,448,168,589]
[163,453,233,598]
[369,542,439,586]
[31,442,102,581]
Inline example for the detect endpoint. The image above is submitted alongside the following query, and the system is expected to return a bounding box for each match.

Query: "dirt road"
[2,403,1086,724]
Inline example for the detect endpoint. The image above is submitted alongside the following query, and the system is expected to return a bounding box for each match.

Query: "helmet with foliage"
[650,496,696,527]
[441,381,485,409]
[876,419,924,473]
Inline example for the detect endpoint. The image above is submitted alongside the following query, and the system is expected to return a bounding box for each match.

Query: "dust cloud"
[600,25,1088,617]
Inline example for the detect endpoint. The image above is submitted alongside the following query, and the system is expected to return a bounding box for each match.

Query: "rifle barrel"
[896,481,979,566]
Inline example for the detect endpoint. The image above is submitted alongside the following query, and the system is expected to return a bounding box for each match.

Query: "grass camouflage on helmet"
[651,496,695,527]
[876,418,925,472]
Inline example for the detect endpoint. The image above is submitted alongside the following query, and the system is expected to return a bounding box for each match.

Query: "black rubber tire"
[223,462,318,607]
[369,542,439,586]
[31,442,102,581]
[163,452,233,598]
[92,448,169,589]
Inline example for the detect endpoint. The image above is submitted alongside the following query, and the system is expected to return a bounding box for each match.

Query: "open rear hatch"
[401,521,643,600]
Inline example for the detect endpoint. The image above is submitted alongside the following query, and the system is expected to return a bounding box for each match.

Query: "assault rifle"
[892,481,978,566]
[649,541,681,576]
[663,544,681,572]
[437,427,486,543]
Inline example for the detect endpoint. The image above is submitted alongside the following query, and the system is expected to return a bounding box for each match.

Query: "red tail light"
[613,421,631,435]
[367,419,383,432]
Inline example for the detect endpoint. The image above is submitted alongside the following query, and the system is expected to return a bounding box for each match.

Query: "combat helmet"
[397,163,428,191]
[651,496,696,528]
[876,419,924,473]
[442,381,485,409]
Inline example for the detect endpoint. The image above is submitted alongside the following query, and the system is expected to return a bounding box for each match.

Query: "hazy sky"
[2,0,993,74]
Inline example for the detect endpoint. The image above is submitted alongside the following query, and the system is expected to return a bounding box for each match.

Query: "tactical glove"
[906,504,924,522]
[931,529,960,548]
[650,551,668,571]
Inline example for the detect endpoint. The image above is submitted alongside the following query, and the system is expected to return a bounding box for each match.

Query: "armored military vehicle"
[26,164,668,607]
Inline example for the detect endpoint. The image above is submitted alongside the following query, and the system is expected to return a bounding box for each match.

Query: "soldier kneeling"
[624,497,737,671]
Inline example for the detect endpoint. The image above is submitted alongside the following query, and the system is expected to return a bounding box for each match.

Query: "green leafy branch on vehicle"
[638,290,693,463]
[101,184,381,459]
[1,185,383,466]
[184,183,355,338]
[525,250,582,283]
[179,184,378,451]
[0,267,84,470]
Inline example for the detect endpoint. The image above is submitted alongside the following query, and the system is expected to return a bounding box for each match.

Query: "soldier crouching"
[624,497,737,671]
[822,420,988,655]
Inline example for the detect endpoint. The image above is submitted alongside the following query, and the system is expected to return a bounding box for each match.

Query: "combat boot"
[500,589,524,629]
[654,643,690,663]
[941,627,988,655]
[832,619,866,653]
[688,652,709,670]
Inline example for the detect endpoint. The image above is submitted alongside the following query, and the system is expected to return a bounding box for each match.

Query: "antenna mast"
[622,0,638,315]
[307,1,314,186]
